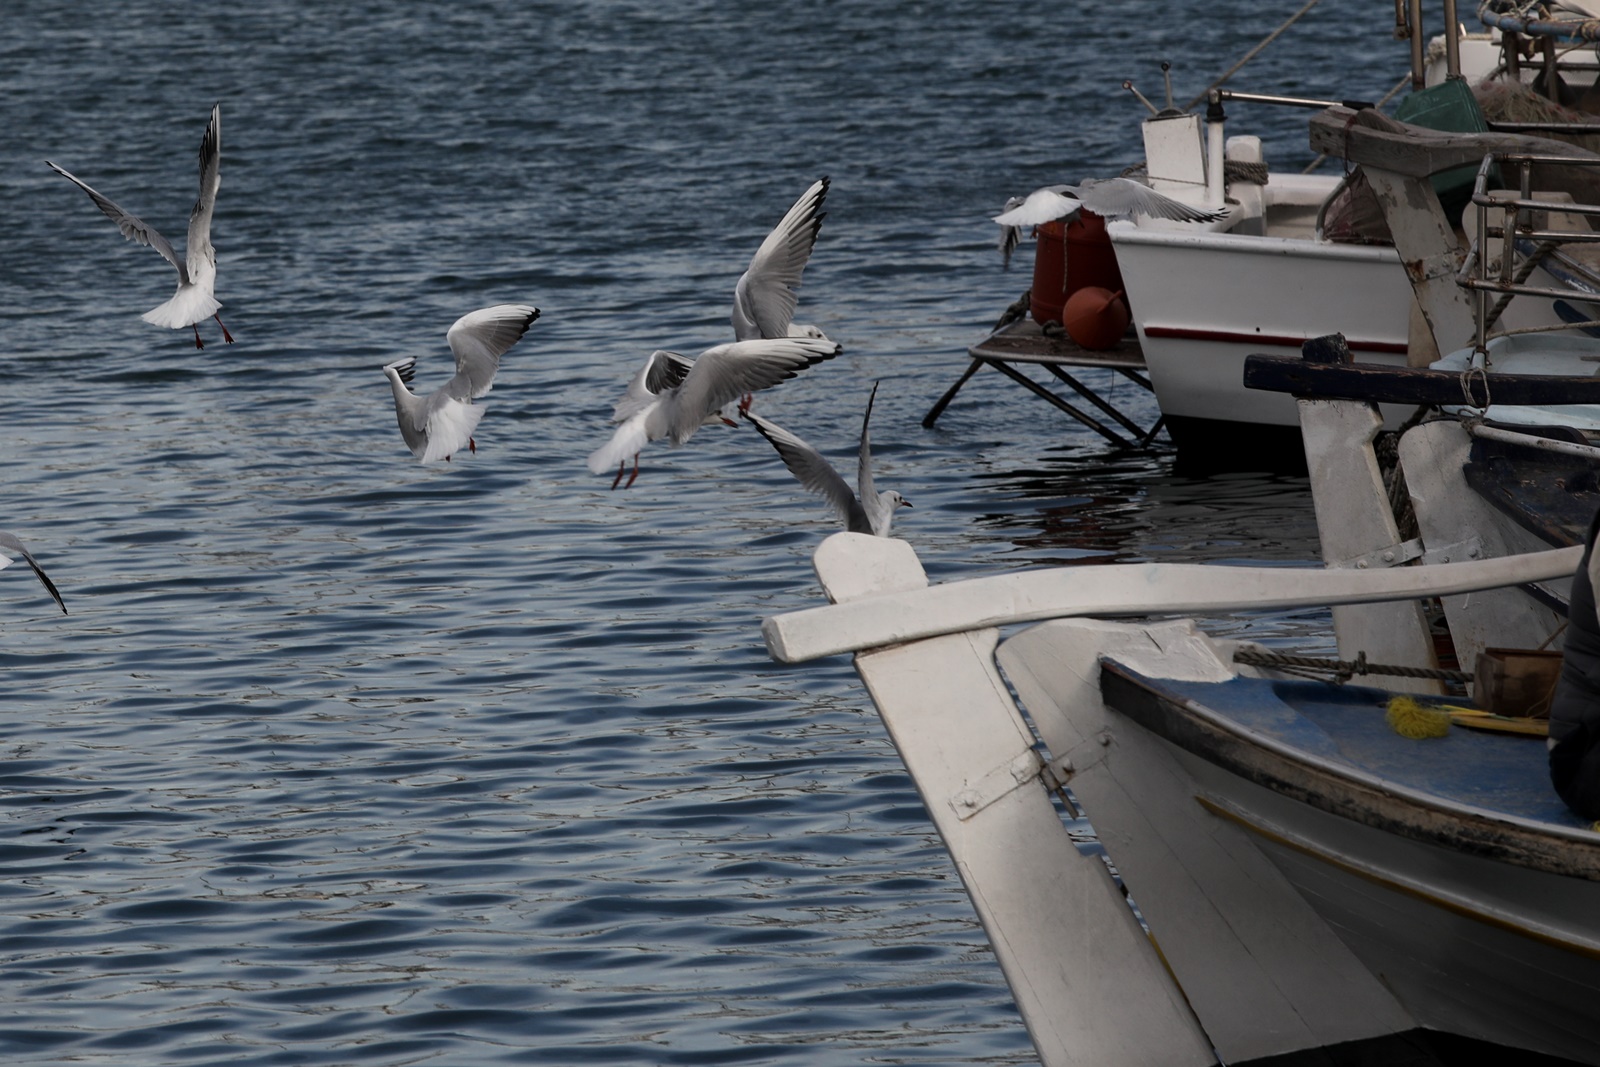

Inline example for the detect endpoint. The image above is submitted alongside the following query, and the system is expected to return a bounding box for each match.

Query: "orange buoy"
[1063,286,1130,350]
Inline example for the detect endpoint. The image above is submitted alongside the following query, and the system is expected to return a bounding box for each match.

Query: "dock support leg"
[922,358,985,428]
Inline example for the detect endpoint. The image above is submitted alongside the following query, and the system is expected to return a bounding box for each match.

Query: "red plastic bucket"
[1029,210,1126,326]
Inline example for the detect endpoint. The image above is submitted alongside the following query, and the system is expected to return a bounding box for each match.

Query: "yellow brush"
[1383,696,1549,738]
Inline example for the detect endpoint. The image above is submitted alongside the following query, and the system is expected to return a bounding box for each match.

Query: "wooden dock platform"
[924,318,1162,448]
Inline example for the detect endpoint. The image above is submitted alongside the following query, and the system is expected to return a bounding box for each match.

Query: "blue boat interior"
[1104,664,1592,831]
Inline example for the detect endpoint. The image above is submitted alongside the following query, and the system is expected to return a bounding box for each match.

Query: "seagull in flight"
[588,336,841,489]
[0,533,67,615]
[993,177,1227,257]
[732,177,831,342]
[47,103,233,350]
[745,382,910,537]
[382,304,539,464]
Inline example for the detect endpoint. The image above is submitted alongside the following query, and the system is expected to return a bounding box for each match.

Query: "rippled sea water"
[1,3,1398,1063]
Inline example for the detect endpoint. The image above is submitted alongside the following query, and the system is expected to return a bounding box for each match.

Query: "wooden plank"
[969,318,1146,370]
[1297,398,1442,692]
[763,533,1582,663]
[1398,420,1568,676]
[812,535,1216,1067]
[1243,353,1600,406]
[1308,106,1600,180]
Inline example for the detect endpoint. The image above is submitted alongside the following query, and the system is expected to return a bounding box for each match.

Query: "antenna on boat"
[1122,79,1160,116]
[1161,61,1175,111]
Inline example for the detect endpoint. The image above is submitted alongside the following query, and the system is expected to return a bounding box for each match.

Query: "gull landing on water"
[46,103,233,350]
[0,533,67,616]
[745,382,910,537]
[588,335,842,489]
[382,304,539,464]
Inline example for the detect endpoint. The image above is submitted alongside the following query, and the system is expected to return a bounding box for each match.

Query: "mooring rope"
[1184,0,1322,111]
[1233,648,1472,684]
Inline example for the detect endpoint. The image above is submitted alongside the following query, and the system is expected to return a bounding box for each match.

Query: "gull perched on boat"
[993,177,1227,250]
[382,304,539,464]
[745,382,910,537]
[0,533,67,616]
[732,177,830,342]
[46,104,233,349]
[588,336,842,489]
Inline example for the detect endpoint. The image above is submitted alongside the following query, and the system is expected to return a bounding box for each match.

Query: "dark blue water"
[0,3,1393,1063]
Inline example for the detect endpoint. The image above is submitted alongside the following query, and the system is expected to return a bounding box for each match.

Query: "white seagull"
[47,103,233,349]
[732,177,830,342]
[0,532,67,616]
[745,382,910,537]
[588,336,842,488]
[382,304,540,464]
[993,176,1228,229]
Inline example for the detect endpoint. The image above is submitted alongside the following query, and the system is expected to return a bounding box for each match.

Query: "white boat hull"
[1110,218,1411,432]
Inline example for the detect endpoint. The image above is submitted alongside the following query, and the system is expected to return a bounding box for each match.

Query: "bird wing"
[45,160,186,281]
[1072,177,1227,223]
[731,177,828,340]
[185,103,222,284]
[991,185,1078,228]
[745,411,870,533]
[855,381,880,510]
[0,532,67,615]
[443,304,540,400]
[669,336,841,444]
[613,350,693,423]
[996,196,1023,269]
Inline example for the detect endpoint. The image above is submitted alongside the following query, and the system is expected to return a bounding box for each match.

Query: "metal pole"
[1443,0,1461,80]
[1408,0,1425,90]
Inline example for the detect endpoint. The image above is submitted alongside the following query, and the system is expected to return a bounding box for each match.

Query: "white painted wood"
[1298,398,1442,694]
[762,533,1581,663]
[997,618,1416,1063]
[1398,419,1569,675]
[812,535,1216,1067]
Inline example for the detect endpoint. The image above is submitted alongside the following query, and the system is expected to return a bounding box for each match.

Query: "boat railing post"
[1443,0,1461,81]
[1407,0,1424,89]
[1205,91,1226,209]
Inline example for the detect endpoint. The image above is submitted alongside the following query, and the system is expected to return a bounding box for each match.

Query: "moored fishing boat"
[761,530,1595,1065]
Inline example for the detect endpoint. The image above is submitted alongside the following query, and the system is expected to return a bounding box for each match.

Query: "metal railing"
[1455,151,1600,356]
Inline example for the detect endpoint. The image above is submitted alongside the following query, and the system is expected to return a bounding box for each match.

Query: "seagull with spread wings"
[382,304,540,464]
[993,176,1227,260]
[588,336,841,488]
[732,177,830,342]
[47,104,233,349]
[745,382,910,537]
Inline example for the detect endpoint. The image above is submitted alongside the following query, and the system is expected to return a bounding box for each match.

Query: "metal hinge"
[1420,536,1484,566]
[948,749,1064,821]
[1330,537,1424,570]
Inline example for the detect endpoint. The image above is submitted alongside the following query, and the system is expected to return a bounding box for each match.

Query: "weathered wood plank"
[811,534,1216,1067]
[998,617,1418,1062]
[1308,106,1600,179]
[1243,352,1600,406]
[763,532,1582,663]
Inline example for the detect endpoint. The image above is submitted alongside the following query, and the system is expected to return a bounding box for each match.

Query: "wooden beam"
[763,533,1581,663]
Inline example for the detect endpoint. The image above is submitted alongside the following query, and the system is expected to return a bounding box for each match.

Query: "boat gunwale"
[1107,218,1401,262]
[1098,658,1600,880]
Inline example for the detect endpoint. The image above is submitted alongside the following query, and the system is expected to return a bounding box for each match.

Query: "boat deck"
[923,318,1162,448]
[1111,667,1587,830]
